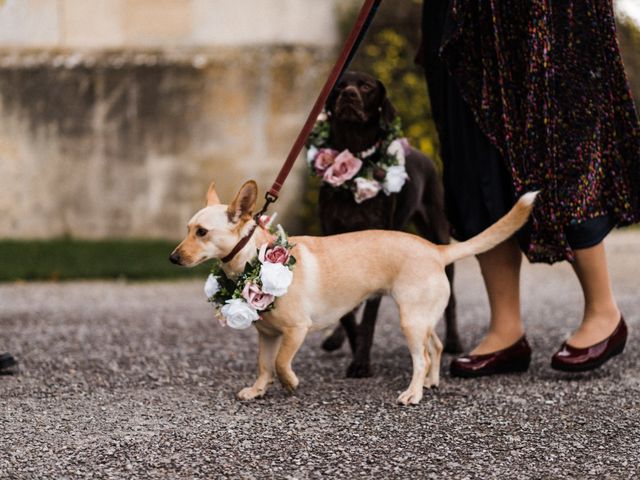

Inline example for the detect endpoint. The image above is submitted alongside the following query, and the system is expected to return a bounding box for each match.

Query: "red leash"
[223,0,381,263]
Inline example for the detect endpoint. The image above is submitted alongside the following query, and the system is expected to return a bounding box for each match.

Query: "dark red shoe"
[450,336,532,378]
[551,317,628,372]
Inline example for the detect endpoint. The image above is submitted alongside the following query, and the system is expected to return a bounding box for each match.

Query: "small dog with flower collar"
[170,180,536,405]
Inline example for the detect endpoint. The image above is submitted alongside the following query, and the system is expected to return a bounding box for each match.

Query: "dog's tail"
[438,191,539,265]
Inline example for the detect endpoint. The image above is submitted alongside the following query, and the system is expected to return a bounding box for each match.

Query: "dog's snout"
[169,251,182,265]
[342,86,359,100]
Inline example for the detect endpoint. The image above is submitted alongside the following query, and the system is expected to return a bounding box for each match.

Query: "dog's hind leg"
[414,210,462,354]
[238,331,282,400]
[425,331,443,388]
[396,310,431,405]
[395,270,449,405]
[346,296,381,378]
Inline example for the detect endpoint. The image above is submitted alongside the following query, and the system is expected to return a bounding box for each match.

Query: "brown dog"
[316,71,460,378]
[170,181,536,404]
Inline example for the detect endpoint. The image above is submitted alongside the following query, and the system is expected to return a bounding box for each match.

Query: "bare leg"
[566,242,620,348]
[471,237,525,355]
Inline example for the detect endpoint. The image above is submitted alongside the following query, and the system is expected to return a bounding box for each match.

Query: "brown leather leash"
[222,0,382,263]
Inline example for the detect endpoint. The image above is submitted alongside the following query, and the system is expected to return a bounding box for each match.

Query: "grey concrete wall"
[0,48,331,238]
[0,0,340,239]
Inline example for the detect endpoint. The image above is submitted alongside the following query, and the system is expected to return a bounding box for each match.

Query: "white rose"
[353,177,382,204]
[204,274,220,299]
[306,146,318,166]
[260,262,293,297]
[387,139,406,166]
[317,112,328,122]
[220,298,259,330]
[383,165,409,195]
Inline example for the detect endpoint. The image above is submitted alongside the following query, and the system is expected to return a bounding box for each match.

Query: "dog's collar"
[355,142,380,159]
[221,222,259,264]
[306,109,409,202]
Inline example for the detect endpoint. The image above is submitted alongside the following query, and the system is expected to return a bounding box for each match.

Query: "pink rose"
[314,148,338,174]
[353,177,382,204]
[241,282,275,311]
[322,150,363,187]
[258,244,290,264]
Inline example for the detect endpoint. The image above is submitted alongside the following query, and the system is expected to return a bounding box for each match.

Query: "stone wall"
[0,0,339,48]
[0,0,339,239]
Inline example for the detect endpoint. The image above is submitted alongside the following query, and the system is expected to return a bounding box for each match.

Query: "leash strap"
[264,0,382,206]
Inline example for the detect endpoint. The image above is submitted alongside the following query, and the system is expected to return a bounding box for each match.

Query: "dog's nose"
[342,86,358,99]
[169,252,182,265]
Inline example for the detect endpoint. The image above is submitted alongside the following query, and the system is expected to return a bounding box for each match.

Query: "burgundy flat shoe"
[551,317,628,372]
[450,336,532,378]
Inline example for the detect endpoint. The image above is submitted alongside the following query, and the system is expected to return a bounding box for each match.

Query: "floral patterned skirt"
[425,52,613,250]
[421,0,639,263]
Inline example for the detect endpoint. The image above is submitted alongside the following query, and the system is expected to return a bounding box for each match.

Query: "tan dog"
[171,180,537,405]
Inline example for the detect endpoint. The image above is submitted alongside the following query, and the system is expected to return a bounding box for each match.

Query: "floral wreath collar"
[204,215,296,330]
[305,110,411,204]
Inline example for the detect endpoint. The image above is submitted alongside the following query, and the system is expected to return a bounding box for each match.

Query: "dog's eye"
[195,228,208,237]
[360,83,373,92]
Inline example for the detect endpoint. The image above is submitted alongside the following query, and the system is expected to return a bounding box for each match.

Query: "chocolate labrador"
[317,71,461,378]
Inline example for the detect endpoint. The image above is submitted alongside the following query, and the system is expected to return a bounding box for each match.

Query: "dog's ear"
[227,180,258,222]
[377,80,396,126]
[205,181,221,206]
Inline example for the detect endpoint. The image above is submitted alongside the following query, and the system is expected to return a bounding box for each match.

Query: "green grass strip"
[0,238,210,282]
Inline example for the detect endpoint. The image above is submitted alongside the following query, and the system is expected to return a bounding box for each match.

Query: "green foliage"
[0,238,209,282]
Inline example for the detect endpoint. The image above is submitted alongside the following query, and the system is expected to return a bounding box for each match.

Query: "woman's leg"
[471,237,525,355]
[566,242,621,348]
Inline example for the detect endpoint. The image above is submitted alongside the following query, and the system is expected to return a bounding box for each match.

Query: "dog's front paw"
[346,361,373,378]
[397,388,423,406]
[237,387,264,401]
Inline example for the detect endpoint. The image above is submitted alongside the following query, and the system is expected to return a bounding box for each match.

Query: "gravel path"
[1,231,639,479]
